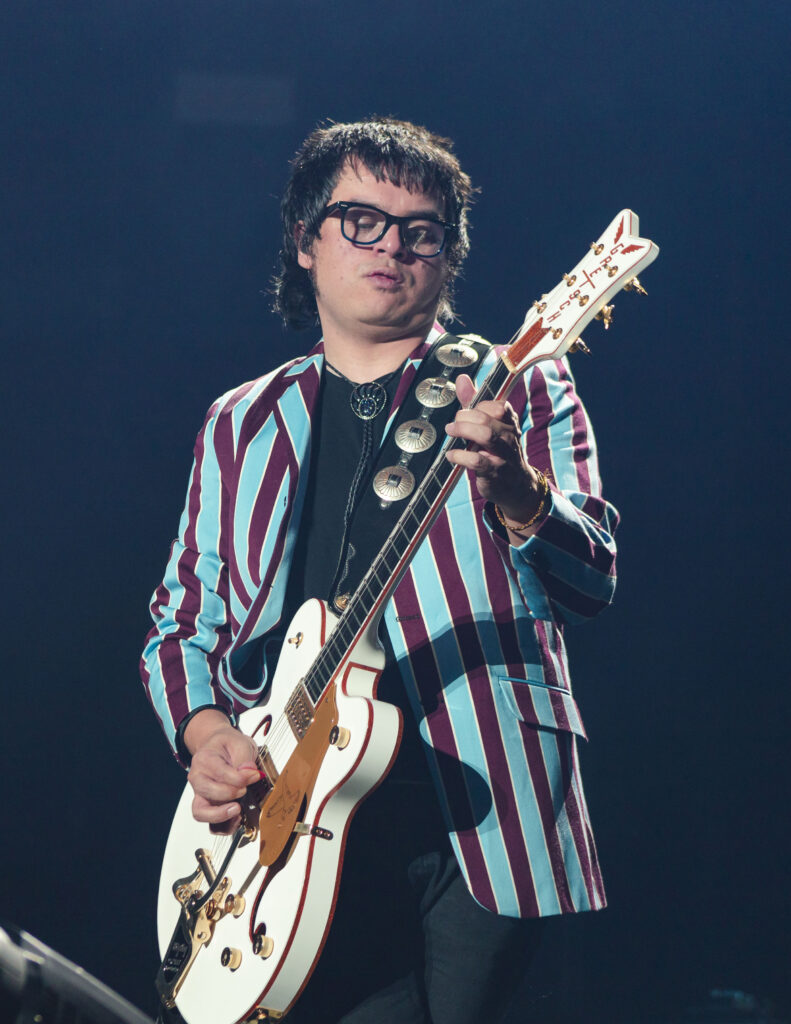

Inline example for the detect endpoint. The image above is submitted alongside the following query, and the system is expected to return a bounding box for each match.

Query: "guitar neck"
[303,353,517,705]
[302,207,660,706]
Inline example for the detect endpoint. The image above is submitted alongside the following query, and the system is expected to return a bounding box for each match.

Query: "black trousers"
[158,780,544,1024]
[285,780,544,1024]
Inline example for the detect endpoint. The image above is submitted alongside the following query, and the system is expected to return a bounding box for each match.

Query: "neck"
[321,327,435,384]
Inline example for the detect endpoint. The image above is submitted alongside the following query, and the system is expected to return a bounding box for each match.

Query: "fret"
[304,355,516,699]
[293,356,510,700]
[266,205,658,779]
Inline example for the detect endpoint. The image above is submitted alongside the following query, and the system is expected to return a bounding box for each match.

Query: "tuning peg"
[595,304,614,329]
[569,338,591,355]
[563,273,577,286]
[623,276,647,295]
[590,242,604,255]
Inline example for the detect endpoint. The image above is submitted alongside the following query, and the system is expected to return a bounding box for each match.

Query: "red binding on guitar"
[156,210,659,1024]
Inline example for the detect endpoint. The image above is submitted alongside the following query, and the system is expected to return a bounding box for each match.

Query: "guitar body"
[157,599,401,1024]
[155,210,660,1024]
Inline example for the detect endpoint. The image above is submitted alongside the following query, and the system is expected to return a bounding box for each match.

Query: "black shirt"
[282,365,437,795]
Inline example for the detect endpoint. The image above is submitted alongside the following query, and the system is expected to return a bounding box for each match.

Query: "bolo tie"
[323,360,401,603]
[323,338,480,609]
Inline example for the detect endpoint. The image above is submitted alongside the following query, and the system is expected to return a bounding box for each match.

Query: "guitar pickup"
[293,822,333,840]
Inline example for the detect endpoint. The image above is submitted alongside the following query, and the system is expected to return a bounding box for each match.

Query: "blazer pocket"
[497,676,587,740]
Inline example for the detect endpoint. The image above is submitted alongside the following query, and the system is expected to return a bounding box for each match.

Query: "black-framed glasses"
[322,201,454,257]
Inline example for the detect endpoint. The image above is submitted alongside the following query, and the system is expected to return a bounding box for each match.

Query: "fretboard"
[303,353,514,705]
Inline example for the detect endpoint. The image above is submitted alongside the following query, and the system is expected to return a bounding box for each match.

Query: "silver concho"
[435,342,478,368]
[394,419,437,453]
[415,377,457,408]
[373,465,416,502]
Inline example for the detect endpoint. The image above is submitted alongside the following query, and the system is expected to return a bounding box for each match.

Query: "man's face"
[297,162,449,343]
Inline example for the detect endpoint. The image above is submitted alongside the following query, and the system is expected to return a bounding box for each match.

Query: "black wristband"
[174,704,233,767]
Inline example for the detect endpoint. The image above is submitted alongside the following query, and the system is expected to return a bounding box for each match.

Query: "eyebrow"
[344,199,445,220]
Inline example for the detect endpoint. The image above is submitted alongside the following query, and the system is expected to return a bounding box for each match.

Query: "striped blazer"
[141,326,619,919]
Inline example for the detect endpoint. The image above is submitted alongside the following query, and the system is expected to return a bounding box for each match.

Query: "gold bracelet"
[495,470,550,532]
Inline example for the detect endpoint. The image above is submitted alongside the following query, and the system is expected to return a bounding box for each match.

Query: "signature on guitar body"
[156,210,659,1024]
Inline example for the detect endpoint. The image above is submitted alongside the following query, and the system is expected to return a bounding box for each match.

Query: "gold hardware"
[590,242,604,255]
[253,934,275,959]
[624,276,647,295]
[607,265,619,277]
[195,849,216,887]
[595,305,614,329]
[221,947,242,971]
[569,338,591,355]
[160,863,232,1005]
[287,632,304,647]
[330,725,351,749]
[578,295,589,307]
[293,820,334,840]
[225,893,246,917]
[563,273,576,286]
[219,946,240,970]
[532,300,547,313]
[552,328,563,339]
[285,684,315,740]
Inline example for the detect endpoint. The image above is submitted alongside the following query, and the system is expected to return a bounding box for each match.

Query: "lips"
[367,268,403,286]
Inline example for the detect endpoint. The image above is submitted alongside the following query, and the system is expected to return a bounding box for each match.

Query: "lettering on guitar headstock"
[546,238,645,323]
[504,210,658,375]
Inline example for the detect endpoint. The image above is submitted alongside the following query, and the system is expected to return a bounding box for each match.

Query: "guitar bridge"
[285,683,314,740]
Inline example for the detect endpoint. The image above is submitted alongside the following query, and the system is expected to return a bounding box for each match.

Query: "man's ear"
[295,222,312,270]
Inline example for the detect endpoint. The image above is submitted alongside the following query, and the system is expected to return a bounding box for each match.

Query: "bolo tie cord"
[324,361,399,601]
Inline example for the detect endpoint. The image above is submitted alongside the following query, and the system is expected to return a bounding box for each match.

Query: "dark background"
[3,1,789,1021]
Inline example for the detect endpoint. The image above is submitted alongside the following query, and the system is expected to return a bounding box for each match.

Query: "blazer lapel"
[233,347,324,648]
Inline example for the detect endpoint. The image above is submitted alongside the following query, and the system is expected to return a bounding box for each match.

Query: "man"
[142,118,618,1023]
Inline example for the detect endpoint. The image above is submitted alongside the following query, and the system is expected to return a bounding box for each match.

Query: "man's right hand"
[183,709,262,833]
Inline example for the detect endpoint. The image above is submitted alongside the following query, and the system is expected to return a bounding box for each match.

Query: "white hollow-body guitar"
[156,211,659,1024]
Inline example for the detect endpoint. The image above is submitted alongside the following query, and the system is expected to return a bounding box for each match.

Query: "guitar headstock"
[504,210,659,373]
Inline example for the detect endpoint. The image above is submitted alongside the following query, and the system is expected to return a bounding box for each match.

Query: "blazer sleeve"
[488,356,619,626]
[139,399,237,757]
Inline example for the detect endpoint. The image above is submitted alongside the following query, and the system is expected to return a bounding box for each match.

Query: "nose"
[375,222,407,257]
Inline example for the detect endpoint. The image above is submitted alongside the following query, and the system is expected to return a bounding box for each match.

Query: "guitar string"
[198,333,542,876]
[302,355,512,698]
[255,355,515,776]
[188,235,650,893]
[187,357,513,892]
[245,354,516,780]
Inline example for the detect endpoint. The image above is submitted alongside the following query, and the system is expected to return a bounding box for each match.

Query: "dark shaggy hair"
[272,117,475,329]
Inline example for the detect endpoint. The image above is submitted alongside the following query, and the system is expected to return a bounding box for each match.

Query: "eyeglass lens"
[341,206,446,256]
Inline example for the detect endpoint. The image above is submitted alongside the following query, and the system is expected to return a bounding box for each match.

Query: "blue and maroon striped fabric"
[141,326,618,919]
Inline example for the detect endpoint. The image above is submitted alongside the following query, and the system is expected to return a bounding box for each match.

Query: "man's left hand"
[445,374,546,533]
